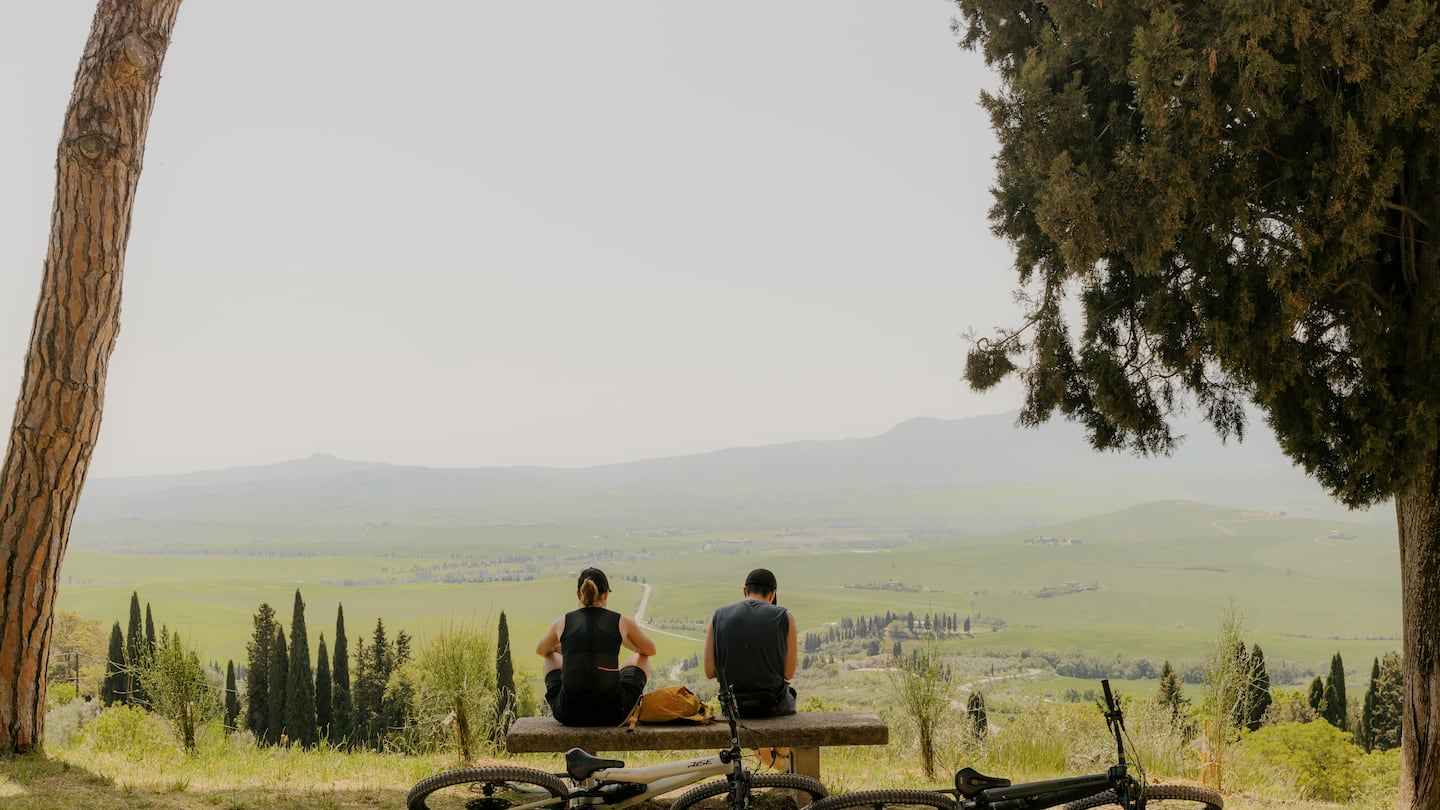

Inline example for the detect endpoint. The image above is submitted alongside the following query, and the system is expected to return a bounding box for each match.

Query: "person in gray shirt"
[704,568,798,717]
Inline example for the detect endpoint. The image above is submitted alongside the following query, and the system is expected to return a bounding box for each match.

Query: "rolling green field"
[56,499,1401,686]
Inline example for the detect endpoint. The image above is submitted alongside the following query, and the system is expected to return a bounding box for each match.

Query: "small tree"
[125,592,145,705]
[966,690,988,739]
[100,622,126,707]
[1245,644,1272,732]
[138,629,216,751]
[409,622,495,760]
[285,589,317,747]
[1322,653,1348,731]
[1308,676,1327,717]
[331,604,352,745]
[1200,602,1252,791]
[144,603,156,658]
[494,611,516,742]
[315,634,332,738]
[267,625,288,745]
[886,634,952,778]
[1155,660,1189,734]
[1364,651,1404,753]
[244,603,277,742]
[224,660,240,733]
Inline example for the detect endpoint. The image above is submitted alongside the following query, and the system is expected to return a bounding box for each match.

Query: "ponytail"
[579,577,602,607]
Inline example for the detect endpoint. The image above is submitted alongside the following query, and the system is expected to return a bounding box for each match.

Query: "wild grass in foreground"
[2,694,1400,810]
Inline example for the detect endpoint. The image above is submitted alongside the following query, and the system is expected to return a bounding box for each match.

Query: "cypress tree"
[245,603,277,742]
[101,622,126,707]
[315,633,332,738]
[1323,653,1348,730]
[1246,644,1272,731]
[1370,651,1404,752]
[144,603,156,657]
[286,590,318,748]
[1361,657,1380,751]
[1308,676,1326,716]
[125,591,144,705]
[331,604,352,745]
[966,691,988,738]
[224,660,241,733]
[1156,660,1188,731]
[494,611,516,741]
[267,624,288,745]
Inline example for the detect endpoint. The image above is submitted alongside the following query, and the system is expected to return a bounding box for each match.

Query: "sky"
[1,1,1027,479]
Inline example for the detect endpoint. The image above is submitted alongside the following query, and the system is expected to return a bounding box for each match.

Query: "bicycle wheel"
[669,773,830,810]
[1061,784,1223,810]
[792,788,953,810]
[406,765,568,810]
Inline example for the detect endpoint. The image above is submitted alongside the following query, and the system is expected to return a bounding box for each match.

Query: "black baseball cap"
[744,568,778,592]
[577,567,610,593]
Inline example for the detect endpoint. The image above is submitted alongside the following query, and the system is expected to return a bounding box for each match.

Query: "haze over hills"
[73,411,1387,537]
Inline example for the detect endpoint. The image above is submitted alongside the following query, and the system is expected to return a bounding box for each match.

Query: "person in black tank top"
[704,568,798,717]
[536,567,656,726]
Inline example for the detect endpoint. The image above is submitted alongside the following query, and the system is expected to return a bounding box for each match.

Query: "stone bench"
[505,711,889,782]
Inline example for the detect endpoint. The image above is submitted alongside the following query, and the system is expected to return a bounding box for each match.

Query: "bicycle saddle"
[955,767,1011,798]
[565,748,626,779]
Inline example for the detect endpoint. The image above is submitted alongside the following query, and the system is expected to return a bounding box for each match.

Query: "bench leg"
[790,746,820,781]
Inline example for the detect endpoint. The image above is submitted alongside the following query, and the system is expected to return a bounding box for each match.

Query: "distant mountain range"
[75,411,1385,533]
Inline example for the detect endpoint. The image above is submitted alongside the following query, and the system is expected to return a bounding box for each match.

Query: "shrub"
[44,696,102,747]
[81,704,174,760]
[1232,720,1368,803]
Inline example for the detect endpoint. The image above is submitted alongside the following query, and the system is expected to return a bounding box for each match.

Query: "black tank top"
[560,607,622,696]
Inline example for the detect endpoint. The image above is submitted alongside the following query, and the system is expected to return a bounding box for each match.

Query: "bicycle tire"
[801,788,954,810]
[1061,784,1223,810]
[406,765,568,810]
[669,772,830,810]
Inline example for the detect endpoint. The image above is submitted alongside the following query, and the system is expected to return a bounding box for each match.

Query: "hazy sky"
[1,1,1026,479]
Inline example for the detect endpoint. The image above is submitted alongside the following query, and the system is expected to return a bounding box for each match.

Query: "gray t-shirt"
[712,598,794,715]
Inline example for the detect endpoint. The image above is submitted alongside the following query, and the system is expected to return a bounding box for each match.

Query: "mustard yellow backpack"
[619,685,715,729]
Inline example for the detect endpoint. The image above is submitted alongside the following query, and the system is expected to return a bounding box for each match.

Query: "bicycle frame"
[576,755,734,809]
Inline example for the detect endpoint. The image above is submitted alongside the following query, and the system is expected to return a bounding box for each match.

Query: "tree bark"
[1397,448,1440,809]
[0,0,182,754]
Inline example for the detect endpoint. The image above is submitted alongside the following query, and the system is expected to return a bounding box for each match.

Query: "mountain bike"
[803,680,1221,810]
[406,687,827,810]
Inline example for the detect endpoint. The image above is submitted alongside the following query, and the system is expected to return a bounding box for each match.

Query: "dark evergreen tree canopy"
[125,591,144,705]
[1156,659,1188,731]
[957,0,1440,506]
[1309,675,1327,715]
[331,603,352,745]
[494,610,516,741]
[285,590,318,748]
[954,5,1440,802]
[315,633,332,738]
[1246,644,1272,732]
[1366,651,1405,752]
[224,660,240,733]
[267,624,288,746]
[1324,652,1348,730]
[144,603,156,658]
[100,621,125,707]
[245,603,277,740]
[966,690,988,738]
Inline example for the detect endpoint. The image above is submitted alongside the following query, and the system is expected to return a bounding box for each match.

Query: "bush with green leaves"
[885,635,953,778]
[400,622,496,760]
[79,703,173,760]
[1231,720,1397,805]
[138,629,220,751]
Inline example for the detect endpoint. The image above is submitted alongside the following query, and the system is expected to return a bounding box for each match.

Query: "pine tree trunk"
[1396,448,1440,810]
[0,0,182,754]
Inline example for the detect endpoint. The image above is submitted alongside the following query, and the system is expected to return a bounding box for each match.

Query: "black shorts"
[544,666,648,726]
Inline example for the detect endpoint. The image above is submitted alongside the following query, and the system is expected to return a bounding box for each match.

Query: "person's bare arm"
[535,618,563,656]
[783,611,798,680]
[620,615,657,656]
[703,620,717,679]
